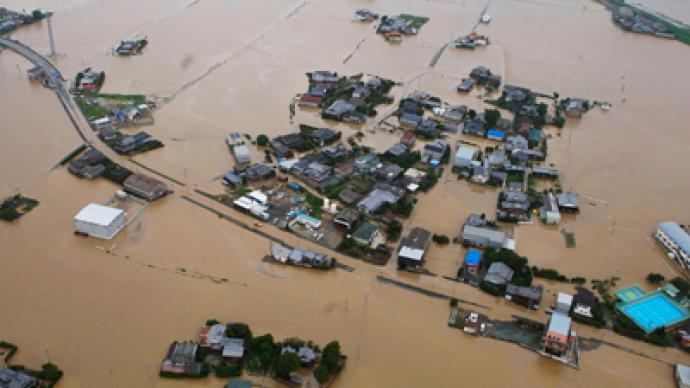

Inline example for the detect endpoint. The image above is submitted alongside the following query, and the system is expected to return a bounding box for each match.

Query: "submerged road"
[0,36,92,145]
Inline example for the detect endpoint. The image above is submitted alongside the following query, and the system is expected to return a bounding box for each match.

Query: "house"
[199,323,227,349]
[301,162,333,185]
[505,135,529,152]
[469,66,501,87]
[312,71,340,84]
[272,133,308,153]
[471,165,490,184]
[357,188,400,215]
[417,118,440,138]
[501,85,533,105]
[232,144,252,166]
[354,153,381,174]
[423,139,448,163]
[463,249,483,273]
[397,227,432,270]
[572,288,597,318]
[161,342,202,376]
[433,105,467,123]
[506,284,543,309]
[0,368,37,388]
[333,161,354,179]
[461,224,507,249]
[541,192,561,225]
[68,149,106,178]
[114,131,152,154]
[556,193,580,213]
[309,127,340,146]
[463,119,485,137]
[281,345,318,366]
[123,173,168,201]
[556,292,574,314]
[532,167,559,179]
[489,171,507,187]
[543,312,572,357]
[322,144,348,160]
[298,94,322,108]
[324,99,357,121]
[497,191,530,221]
[222,338,245,361]
[241,164,273,181]
[386,143,409,158]
[339,188,362,206]
[488,150,509,167]
[564,98,589,118]
[676,364,690,388]
[457,77,476,92]
[352,222,380,246]
[403,168,427,184]
[223,171,244,187]
[483,262,514,287]
[454,146,477,169]
[399,113,423,129]
[487,129,505,141]
[528,128,543,145]
[401,132,416,148]
[512,149,544,162]
[74,203,126,240]
[378,163,404,182]
[466,213,490,227]
[98,127,118,142]
[334,207,359,229]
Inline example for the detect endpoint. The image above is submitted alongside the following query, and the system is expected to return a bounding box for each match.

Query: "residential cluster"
[298,71,395,124]
[375,14,429,43]
[160,321,345,386]
[0,7,46,34]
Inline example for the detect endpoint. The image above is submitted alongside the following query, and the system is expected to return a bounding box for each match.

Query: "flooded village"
[2,0,690,387]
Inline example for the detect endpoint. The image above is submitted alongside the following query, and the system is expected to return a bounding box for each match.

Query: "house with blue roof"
[464,249,483,273]
[487,129,505,141]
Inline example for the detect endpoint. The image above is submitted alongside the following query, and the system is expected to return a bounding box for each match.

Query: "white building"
[556,292,573,314]
[74,203,126,240]
[656,222,690,269]
[677,364,690,388]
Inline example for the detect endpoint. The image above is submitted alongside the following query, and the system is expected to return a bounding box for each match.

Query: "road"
[0,36,112,155]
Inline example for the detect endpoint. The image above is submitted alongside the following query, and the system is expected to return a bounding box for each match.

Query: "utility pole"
[45,12,56,58]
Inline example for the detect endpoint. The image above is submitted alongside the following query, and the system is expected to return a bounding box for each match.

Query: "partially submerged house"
[123,173,168,201]
[357,186,403,215]
[541,192,561,225]
[352,222,380,247]
[454,146,477,169]
[542,312,572,357]
[232,144,252,167]
[397,227,432,271]
[483,262,514,288]
[423,139,448,163]
[463,249,483,273]
[506,284,543,309]
[0,368,37,388]
[461,225,508,249]
[556,193,579,214]
[564,98,589,118]
[572,288,597,319]
[334,207,359,229]
[161,342,202,376]
[497,191,530,222]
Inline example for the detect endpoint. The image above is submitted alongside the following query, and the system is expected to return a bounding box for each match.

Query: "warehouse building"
[74,203,126,240]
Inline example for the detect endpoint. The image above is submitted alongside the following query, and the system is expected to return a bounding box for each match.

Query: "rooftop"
[74,203,125,226]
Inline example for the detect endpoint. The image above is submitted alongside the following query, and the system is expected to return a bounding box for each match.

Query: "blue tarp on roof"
[487,129,505,140]
[464,249,482,266]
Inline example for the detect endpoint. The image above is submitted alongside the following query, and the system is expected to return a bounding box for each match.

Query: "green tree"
[274,352,300,380]
[646,273,665,285]
[484,109,500,130]
[386,220,402,241]
[248,334,277,369]
[256,134,269,147]
[38,363,62,381]
[468,109,477,119]
[226,323,252,341]
[206,319,220,326]
[314,365,330,384]
[320,341,342,374]
[537,103,548,117]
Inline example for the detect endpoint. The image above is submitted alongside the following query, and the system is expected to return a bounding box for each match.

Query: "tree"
[484,109,500,130]
[32,10,44,20]
[536,102,548,117]
[205,319,220,326]
[256,134,269,147]
[314,365,330,384]
[468,109,477,119]
[646,273,665,285]
[38,363,62,381]
[320,341,342,374]
[386,220,402,241]
[432,234,450,244]
[274,352,300,380]
[248,334,277,369]
[226,323,252,341]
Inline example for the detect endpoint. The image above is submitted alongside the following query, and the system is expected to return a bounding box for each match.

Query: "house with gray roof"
[0,368,37,388]
[423,139,448,162]
[399,113,423,129]
[461,224,507,249]
[398,227,432,270]
[352,222,380,246]
[357,188,400,215]
[483,262,514,287]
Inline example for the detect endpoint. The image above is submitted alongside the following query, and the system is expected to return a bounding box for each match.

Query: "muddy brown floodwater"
[2,0,690,387]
